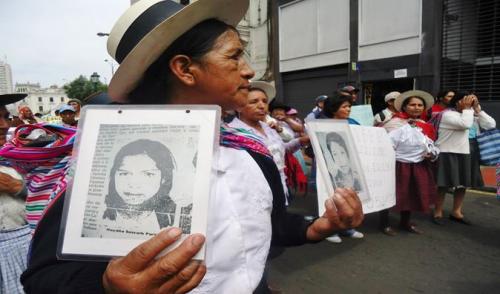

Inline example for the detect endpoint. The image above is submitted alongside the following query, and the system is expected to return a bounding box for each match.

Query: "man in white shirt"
[374,91,400,126]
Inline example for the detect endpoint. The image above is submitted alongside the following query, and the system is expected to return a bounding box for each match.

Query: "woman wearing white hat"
[230,80,309,204]
[385,90,439,234]
[21,1,363,293]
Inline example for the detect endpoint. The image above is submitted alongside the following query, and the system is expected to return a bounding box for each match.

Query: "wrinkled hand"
[461,95,475,109]
[268,121,283,133]
[306,188,364,241]
[0,172,23,195]
[103,228,206,294]
[298,136,310,146]
[471,95,481,113]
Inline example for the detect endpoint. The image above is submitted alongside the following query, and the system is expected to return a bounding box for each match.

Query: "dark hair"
[401,96,426,112]
[325,132,348,158]
[436,89,456,102]
[127,19,237,104]
[323,93,352,118]
[448,91,467,108]
[103,139,177,228]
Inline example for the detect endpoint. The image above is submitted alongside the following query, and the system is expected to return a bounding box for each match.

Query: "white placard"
[58,105,220,261]
[394,68,408,78]
[349,105,374,126]
[308,121,395,216]
[348,125,396,214]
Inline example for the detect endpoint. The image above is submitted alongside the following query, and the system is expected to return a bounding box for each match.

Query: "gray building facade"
[277,0,500,121]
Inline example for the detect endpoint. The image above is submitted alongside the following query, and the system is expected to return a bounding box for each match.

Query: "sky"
[0,0,130,88]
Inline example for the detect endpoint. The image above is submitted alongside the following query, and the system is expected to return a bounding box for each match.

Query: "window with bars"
[441,0,500,100]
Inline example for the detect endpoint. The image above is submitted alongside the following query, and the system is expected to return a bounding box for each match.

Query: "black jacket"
[21,150,312,293]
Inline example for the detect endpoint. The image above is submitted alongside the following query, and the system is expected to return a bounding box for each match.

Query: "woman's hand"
[103,228,206,294]
[462,95,475,109]
[268,121,283,133]
[471,94,482,113]
[306,188,364,241]
[0,172,23,195]
[298,135,310,146]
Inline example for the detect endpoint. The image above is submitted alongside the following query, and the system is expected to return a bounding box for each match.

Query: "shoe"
[449,214,471,225]
[326,234,342,243]
[399,224,423,234]
[339,229,364,239]
[381,226,397,236]
[431,216,445,225]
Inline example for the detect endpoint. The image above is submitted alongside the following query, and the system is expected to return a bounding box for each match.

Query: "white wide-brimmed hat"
[394,90,434,112]
[107,0,249,102]
[250,80,276,102]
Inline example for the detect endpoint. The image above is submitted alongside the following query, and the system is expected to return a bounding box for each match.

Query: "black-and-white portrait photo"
[317,131,362,192]
[81,124,198,240]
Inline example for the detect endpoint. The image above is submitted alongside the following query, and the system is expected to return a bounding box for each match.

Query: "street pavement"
[269,190,500,294]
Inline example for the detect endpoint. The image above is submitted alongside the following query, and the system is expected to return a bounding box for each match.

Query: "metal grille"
[441,0,500,100]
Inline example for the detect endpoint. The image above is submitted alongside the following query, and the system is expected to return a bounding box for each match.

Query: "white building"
[0,60,14,95]
[13,83,69,115]
[277,0,431,115]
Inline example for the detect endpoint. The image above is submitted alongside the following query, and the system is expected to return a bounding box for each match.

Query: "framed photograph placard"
[306,120,370,204]
[57,105,220,261]
[306,120,396,215]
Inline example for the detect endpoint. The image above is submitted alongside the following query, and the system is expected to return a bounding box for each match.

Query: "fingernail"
[167,227,182,239]
[325,198,334,209]
[191,234,205,247]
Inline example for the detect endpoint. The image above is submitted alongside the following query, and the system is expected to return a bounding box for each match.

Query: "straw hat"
[107,0,249,102]
[394,90,434,112]
[249,80,276,102]
[0,93,27,106]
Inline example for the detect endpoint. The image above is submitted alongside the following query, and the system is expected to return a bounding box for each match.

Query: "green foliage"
[63,75,108,101]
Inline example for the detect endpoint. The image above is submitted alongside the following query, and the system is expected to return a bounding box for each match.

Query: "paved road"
[269,190,500,294]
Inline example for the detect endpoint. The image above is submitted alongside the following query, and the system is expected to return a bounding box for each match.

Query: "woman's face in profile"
[334,101,351,120]
[329,141,350,171]
[114,154,162,205]
[192,30,255,111]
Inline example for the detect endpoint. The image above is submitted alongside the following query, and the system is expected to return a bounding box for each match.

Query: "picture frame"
[306,120,396,215]
[57,105,220,261]
[306,119,370,203]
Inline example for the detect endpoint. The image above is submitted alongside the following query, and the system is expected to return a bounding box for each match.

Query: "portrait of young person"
[324,132,362,192]
[20,0,363,293]
[94,139,192,239]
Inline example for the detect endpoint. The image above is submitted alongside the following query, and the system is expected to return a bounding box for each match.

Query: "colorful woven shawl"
[0,124,76,230]
[0,122,270,230]
[220,123,272,159]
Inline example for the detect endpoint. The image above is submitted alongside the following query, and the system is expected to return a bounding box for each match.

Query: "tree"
[63,75,108,101]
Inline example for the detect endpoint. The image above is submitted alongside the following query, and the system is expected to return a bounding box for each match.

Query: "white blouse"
[389,124,439,163]
[228,118,301,199]
[191,146,273,293]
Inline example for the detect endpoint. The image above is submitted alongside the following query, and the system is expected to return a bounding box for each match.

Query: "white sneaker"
[349,230,364,239]
[326,234,342,243]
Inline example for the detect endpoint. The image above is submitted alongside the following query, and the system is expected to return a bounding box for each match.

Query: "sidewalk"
[270,190,500,293]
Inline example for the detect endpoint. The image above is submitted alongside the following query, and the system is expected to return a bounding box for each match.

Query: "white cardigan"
[435,109,474,154]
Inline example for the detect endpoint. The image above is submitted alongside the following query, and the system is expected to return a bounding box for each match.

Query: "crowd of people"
[0,0,498,293]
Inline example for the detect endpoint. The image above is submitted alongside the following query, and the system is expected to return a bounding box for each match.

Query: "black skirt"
[469,138,484,187]
[436,152,472,188]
